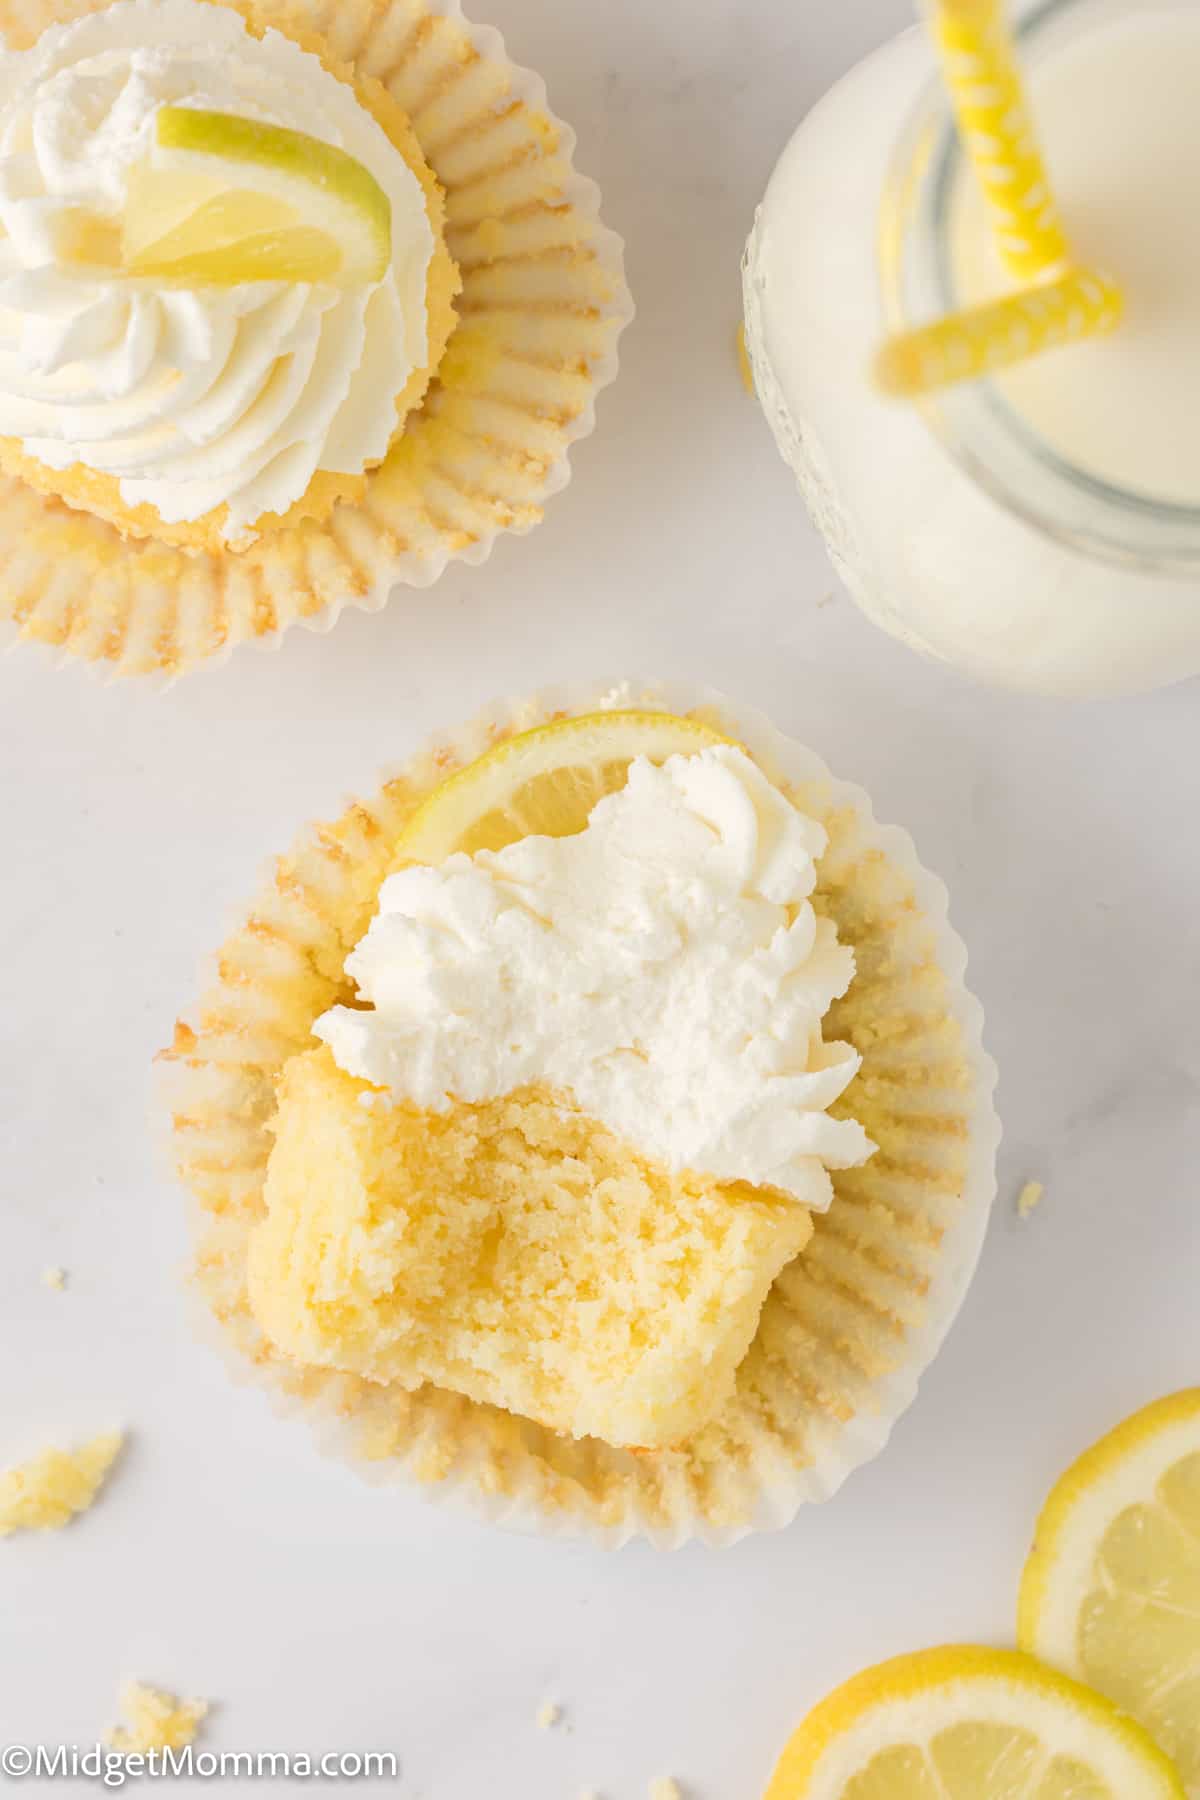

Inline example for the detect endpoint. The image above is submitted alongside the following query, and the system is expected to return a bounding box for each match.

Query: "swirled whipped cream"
[317,746,875,1209]
[0,0,434,541]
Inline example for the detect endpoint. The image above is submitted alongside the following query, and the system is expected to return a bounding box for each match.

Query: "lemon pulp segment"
[121,108,391,285]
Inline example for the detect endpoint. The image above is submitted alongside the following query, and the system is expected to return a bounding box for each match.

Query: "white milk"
[743,1,1200,697]
[952,10,1200,505]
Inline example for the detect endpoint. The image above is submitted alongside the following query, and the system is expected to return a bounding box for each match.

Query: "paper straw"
[874,266,1124,397]
[929,0,1070,280]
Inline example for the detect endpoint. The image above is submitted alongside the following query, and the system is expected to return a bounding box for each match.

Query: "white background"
[2,0,1198,1793]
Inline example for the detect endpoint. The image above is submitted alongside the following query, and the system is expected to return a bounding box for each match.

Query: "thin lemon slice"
[122,108,391,285]
[764,1646,1185,1800]
[1019,1390,1200,1792]
[393,709,731,864]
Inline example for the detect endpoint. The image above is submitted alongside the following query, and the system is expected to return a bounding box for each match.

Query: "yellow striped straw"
[929,0,1069,280]
[874,266,1123,397]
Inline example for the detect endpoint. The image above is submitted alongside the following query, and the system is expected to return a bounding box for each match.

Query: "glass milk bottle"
[743,0,1200,698]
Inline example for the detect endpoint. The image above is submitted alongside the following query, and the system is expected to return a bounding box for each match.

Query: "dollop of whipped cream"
[0,0,434,541]
[317,746,875,1209]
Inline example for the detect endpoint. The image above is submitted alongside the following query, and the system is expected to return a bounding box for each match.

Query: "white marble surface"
[2,0,1197,1793]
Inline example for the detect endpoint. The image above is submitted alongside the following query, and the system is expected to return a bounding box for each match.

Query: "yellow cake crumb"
[536,1700,562,1730]
[42,1265,66,1290]
[0,1433,122,1536]
[104,1681,208,1754]
[1017,1179,1045,1219]
[649,1779,683,1800]
[248,1047,812,1450]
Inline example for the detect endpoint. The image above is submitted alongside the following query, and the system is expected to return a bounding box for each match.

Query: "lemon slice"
[121,108,391,285]
[1019,1390,1200,1792]
[764,1646,1186,1800]
[393,710,730,864]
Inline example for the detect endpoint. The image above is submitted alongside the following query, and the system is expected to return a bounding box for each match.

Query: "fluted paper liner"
[161,681,1000,1547]
[0,0,631,677]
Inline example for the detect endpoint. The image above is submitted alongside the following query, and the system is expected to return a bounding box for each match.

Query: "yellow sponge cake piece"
[104,1681,209,1754]
[0,1433,123,1536]
[247,1047,812,1449]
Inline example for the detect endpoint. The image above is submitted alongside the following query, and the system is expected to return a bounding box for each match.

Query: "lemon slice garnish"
[393,710,731,864]
[1019,1389,1200,1792]
[121,108,391,286]
[764,1646,1186,1799]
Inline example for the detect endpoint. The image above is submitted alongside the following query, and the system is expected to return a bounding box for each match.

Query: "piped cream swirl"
[318,746,876,1209]
[0,0,434,541]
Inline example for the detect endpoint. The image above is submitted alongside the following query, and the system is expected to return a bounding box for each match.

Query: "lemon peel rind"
[764,1645,1188,1800]
[391,709,732,865]
[1018,1388,1200,1670]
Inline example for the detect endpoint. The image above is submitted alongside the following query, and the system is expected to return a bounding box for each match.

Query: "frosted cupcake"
[0,0,629,674]
[163,685,999,1546]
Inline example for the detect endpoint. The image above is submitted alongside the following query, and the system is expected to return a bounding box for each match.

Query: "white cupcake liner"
[161,679,1000,1546]
[0,0,632,679]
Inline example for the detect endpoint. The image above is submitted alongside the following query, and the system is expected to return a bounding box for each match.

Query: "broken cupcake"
[164,689,997,1544]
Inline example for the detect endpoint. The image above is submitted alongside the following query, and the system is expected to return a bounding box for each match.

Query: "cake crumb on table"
[42,1265,66,1290]
[104,1682,208,1754]
[0,1433,123,1536]
[1017,1180,1045,1219]
[536,1700,562,1730]
[649,1780,683,1800]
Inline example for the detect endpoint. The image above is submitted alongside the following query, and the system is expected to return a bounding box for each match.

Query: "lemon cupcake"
[0,0,630,675]
[162,683,999,1546]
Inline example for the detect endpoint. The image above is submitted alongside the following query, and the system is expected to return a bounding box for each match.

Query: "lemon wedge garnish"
[1019,1389,1200,1792]
[121,108,391,285]
[392,709,730,864]
[764,1645,1186,1799]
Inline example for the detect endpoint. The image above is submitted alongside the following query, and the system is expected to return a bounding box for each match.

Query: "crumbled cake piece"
[536,1701,562,1730]
[42,1265,67,1290]
[248,1047,812,1449]
[649,1780,683,1800]
[1017,1180,1045,1219]
[0,1433,122,1536]
[104,1682,208,1754]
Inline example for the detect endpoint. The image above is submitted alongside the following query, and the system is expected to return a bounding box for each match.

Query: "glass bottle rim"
[880,0,1200,575]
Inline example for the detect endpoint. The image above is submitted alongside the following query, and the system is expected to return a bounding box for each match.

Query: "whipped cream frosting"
[0,0,434,540]
[318,746,875,1209]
